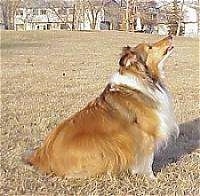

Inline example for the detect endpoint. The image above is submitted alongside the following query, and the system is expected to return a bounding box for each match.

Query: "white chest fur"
[110,72,179,148]
[153,84,179,144]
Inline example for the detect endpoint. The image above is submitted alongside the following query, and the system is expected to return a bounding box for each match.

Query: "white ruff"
[110,72,179,150]
[110,72,149,95]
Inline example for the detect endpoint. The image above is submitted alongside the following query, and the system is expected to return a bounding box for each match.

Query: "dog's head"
[119,36,174,81]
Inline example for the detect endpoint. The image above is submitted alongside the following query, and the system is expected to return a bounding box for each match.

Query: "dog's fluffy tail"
[22,147,51,174]
[22,126,61,173]
[22,149,35,165]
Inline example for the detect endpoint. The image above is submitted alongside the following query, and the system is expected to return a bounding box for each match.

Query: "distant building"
[1,0,199,37]
[14,0,74,31]
[183,5,199,37]
[13,0,108,31]
[156,0,199,37]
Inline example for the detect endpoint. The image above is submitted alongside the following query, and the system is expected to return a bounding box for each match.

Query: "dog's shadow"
[153,118,200,173]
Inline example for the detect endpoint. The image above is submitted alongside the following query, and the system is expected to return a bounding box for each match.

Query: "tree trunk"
[90,21,96,29]
[125,0,129,32]
[176,0,184,36]
[198,0,200,35]
[2,0,21,30]
[176,19,181,36]
[89,10,97,30]
[72,4,76,31]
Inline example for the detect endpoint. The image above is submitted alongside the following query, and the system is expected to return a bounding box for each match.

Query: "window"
[33,9,39,15]
[60,23,70,30]
[68,8,74,15]
[40,9,47,15]
[47,24,51,30]
[58,9,63,15]
[60,24,67,29]
[16,9,23,16]
[58,8,68,15]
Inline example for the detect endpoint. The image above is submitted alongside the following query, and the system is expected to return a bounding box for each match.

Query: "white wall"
[184,23,199,37]
[183,5,198,23]
[0,24,5,30]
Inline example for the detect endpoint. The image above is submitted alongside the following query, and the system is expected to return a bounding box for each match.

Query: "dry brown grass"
[1,30,199,195]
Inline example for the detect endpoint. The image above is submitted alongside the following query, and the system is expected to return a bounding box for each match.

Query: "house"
[14,0,108,31]
[156,0,199,37]
[4,0,199,36]
[183,4,199,37]
[14,0,74,31]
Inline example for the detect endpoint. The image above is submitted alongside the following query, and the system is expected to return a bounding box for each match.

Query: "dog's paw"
[145,172,157,180]
[130,168,138,175]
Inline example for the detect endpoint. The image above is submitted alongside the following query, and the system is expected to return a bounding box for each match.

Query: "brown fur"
[24,36,175,178]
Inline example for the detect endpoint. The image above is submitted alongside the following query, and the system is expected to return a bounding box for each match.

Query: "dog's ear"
[119,46,137,67]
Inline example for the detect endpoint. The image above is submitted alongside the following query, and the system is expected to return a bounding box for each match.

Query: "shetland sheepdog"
[24,36,179,179]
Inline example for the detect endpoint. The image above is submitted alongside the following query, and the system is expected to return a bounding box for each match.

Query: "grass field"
[1,30,199,195]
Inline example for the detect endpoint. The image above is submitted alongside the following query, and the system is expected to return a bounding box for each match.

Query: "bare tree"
[124,0,158,33]
[75,0,86,30]
[137,0,158,33]
[47,0,73,30]
[125,0,129,31]
[198,0,200,33]
[118,0,136,32]
[103,1,122,30]
[176,0,184,35]
[160,0,185,35]
[83,0,108,30]
[0,0,21,30]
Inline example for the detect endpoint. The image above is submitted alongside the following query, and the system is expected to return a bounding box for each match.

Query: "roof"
[18,0,122,9]
[18,0,74,9]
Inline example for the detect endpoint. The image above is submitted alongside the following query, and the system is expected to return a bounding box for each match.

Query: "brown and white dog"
[24,36,179,179]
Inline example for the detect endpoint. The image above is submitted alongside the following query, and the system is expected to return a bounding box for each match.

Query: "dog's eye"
[149,46,152,49]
